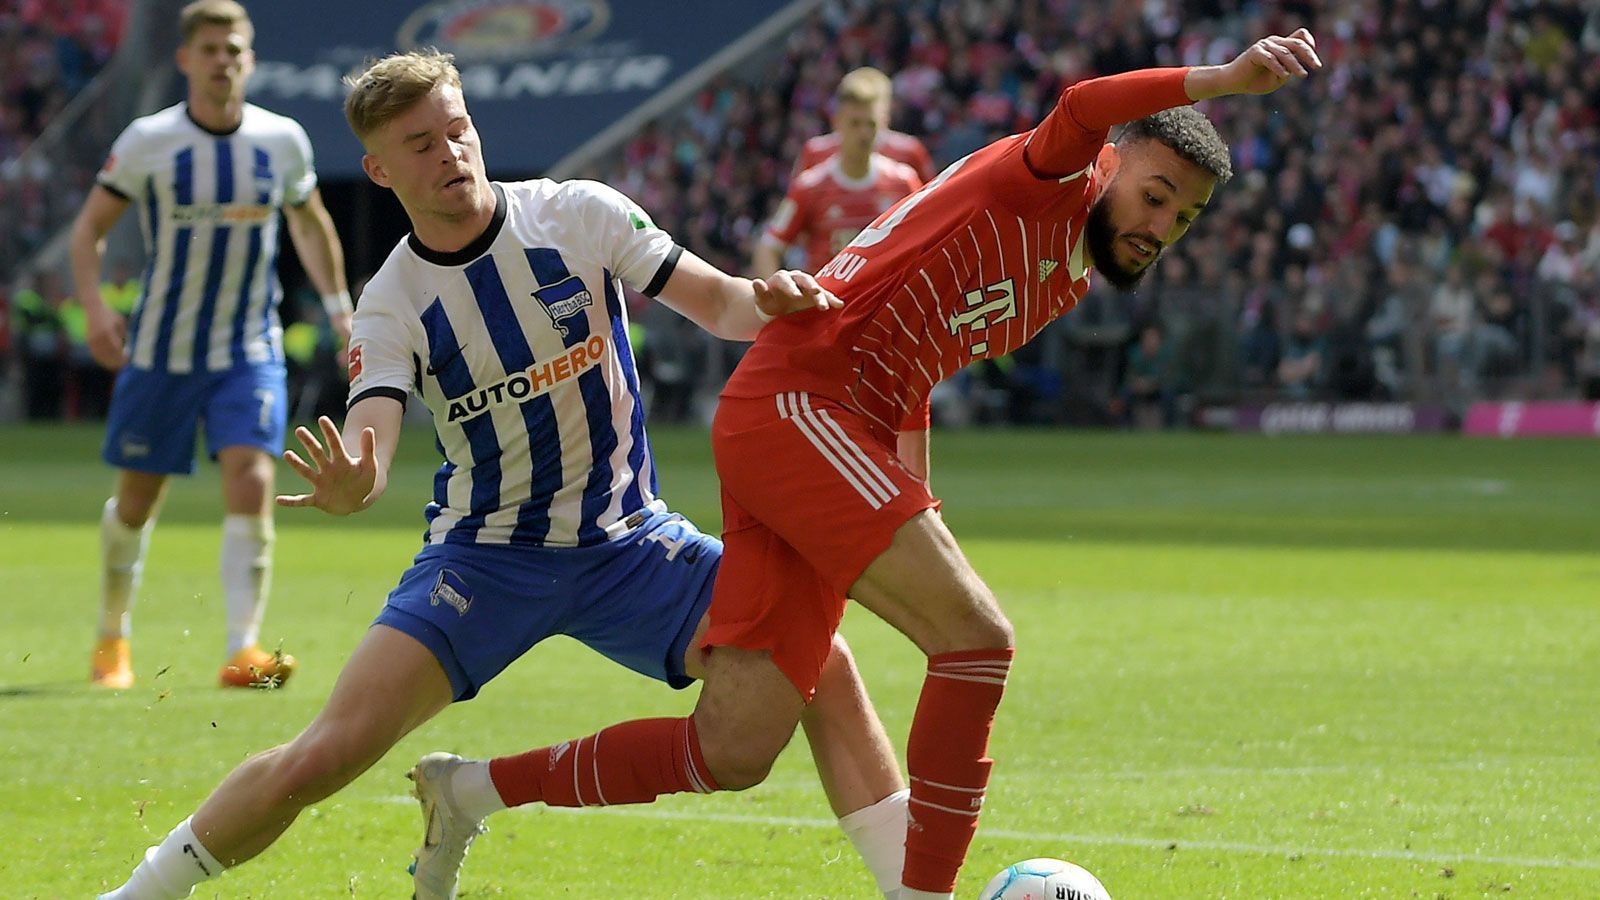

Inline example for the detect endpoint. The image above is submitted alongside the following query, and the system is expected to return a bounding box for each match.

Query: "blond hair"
[179,0,252,44]
[343,50,463,143]
[836,67,891,107]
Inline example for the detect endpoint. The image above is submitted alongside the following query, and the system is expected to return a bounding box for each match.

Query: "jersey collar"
[408,182,507,266]
[184,102,243,136]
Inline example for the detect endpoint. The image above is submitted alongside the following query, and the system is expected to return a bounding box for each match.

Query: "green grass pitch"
[2,423,1597,898]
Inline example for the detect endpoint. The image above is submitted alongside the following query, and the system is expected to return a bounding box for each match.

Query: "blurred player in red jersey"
[755,68,923,276]
[796,66,936,183]
[449,29,1323,900]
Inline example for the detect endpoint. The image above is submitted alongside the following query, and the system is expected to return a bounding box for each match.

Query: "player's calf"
[693,644,805,790]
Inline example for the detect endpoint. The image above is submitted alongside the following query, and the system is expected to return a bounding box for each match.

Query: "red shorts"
[705,391,938,699]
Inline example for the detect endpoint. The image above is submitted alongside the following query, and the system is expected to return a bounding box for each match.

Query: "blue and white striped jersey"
[97,102,317,373]
[348,180,682,548]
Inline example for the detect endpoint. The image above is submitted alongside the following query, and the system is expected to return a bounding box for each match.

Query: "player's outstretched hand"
[752,269,844,321]
[1219,28,1322,96]
[277,415,378,516]
[84,303,128,371]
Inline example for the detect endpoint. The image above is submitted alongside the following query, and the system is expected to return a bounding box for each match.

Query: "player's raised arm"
[1184,28,1321,100]
[276,398,402,515]
[1024,29,1320,180]
[654,250,842,342]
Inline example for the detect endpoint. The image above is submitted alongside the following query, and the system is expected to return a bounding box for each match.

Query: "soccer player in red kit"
[441,29,1322,900]
[755,68,923,275]
[796,67,936,183]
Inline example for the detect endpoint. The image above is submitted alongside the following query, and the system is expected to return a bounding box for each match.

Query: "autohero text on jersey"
[446,334,607,423]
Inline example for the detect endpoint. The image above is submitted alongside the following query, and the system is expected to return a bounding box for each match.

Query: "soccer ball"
[977,857,1110,900]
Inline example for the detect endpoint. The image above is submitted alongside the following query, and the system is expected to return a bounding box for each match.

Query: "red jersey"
[762,154,923,274]
[798,129,937,183]
[726,68,1194,441]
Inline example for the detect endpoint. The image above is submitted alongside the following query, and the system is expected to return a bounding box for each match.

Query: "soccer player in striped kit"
[444,28,1325,900]
[97,50,911,900]
[71,0,352,689]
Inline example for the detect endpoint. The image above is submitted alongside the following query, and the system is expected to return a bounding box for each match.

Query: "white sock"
[220,514,274,656]
[100,498,152,639]
[839,788,910,897]
[448,759,508,823]
[97,816,222,900]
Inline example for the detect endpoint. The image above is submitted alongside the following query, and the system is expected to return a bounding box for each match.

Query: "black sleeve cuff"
[97,179,131,201]
[348,386,409,412]
[641,244,684,297]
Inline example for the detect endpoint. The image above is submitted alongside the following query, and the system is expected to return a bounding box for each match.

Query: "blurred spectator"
[11,274,65,418]
[1538,220,1586,285]
[1576,292,1600,399]
[1277,302,1328,399]
[1366,258,1423,399]
[1476,281,1526,390]
[1235,254,1285,390]
[1121,322,1175,429]
[1431,263,1477,393]
[638,310,711,424]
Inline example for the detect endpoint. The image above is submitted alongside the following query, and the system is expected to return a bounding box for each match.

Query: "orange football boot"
[91,637,134,689]
[218,645,296,688]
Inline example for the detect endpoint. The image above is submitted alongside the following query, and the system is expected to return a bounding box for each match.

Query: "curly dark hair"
[1117,107,1233,184]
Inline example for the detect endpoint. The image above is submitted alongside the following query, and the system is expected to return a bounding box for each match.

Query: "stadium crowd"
[593,0,1600,425]
[7,0,1600,427]
[0,0,123,275]
[1,0,126,417]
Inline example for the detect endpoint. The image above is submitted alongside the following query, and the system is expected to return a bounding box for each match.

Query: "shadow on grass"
[0,680,106,698]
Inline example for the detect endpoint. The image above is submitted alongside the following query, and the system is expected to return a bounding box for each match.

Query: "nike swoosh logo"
[425,807,443,847]
[426,344,466,376]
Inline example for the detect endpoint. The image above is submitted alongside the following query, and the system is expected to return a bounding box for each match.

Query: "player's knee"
[220,449,273,488]
[694,710,790,792]
[112,481,164,527]
[974,608,1015,650]
[230,461,273,496]
[930,593,1014,654]
[704,742,779,792]
[114,500,156,529]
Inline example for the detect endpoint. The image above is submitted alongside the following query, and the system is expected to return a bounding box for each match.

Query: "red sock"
[487,716,719,808]
[902,647,1014,893]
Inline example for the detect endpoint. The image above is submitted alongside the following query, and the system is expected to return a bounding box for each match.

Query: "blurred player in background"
[796,66,935,183]
[435,29,1324,900]
[754,67,923,277]
[98,51,912,900]
[70,0,352,690]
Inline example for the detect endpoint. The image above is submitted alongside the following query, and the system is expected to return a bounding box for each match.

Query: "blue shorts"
[102,363,288,475]
[375,510,721,701]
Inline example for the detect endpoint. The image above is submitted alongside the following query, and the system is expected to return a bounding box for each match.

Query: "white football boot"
[408,752,488,900]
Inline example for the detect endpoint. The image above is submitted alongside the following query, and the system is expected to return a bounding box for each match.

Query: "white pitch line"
[380,797,1600,871]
